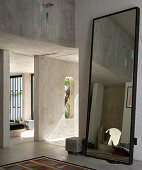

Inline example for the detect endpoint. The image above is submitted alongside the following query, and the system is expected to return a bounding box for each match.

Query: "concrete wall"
[75,0,142,161]
[10,53,34,75]
[101,85,125,131]
[22,73,31,121]
[0,0,75,47]
[92,17,133,82]
[47,93,79,140]
[88,83,104,145]
[34,56,78,141]
[0,50,10,148]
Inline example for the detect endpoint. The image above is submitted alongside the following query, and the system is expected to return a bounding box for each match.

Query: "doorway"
[10,53,34,146]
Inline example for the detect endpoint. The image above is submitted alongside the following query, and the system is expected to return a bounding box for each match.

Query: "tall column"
[0,49,10,148]
[34,56,79,141]
[22,73,31,122]
[34,55,40,141]
[34,55,65,141]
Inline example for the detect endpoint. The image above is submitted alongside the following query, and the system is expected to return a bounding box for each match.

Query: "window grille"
[10,76,22,121]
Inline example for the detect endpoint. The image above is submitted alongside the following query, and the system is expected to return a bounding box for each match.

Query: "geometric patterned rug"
[0,156,93,170]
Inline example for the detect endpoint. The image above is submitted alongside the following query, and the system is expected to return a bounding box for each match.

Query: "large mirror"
[85,7,140,164]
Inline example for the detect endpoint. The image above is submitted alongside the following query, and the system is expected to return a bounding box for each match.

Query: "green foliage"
[65,77,71,119]
[65,111,69,118]
[11,91,22,97]
[65,97,70,118]
[15,119,21,124]
[65,78,70,86]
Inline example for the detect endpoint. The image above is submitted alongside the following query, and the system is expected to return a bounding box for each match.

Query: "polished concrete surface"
[10,136,34,146]
[0,141,142,170]
[10,130,34,146]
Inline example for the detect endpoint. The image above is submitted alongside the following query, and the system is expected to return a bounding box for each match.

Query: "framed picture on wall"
[126,86,132,108]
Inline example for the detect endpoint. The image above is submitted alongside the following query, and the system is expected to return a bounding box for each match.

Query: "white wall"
[75,0,142,161]
[121,82,132,143]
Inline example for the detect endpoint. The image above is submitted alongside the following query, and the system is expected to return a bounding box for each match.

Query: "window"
[10,76,22,121]
[65,77,74,119]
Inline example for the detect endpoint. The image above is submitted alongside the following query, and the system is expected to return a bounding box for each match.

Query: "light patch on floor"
[10,130,34,146]
[21,130,34,138]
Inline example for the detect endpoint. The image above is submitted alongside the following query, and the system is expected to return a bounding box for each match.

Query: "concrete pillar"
[34,56,66,141]
[34,56,40,141]
[34,56,79,141]
[0,49,10,148]
[22,73,31,122]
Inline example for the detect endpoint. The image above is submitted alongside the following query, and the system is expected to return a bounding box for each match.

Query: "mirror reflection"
[86,9,137,164]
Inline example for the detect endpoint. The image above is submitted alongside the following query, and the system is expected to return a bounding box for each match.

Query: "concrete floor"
[0,141,142,170]
[10,136,34,146]
[10,130,34,146]
[10,130,66,147]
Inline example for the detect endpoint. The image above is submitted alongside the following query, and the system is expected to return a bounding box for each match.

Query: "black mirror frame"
[85,7,140,165]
